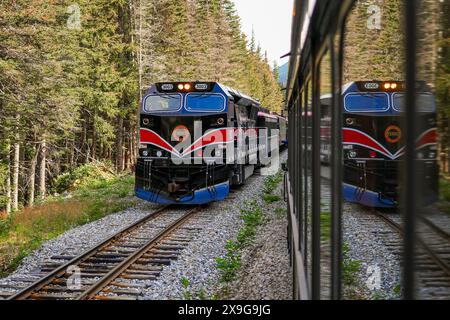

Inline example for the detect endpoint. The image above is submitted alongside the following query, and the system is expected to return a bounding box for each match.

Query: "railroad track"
[370,209,450,298]
[1,205,202,300]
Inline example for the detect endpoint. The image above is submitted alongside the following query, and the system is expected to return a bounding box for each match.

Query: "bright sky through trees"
[232,0,294,65]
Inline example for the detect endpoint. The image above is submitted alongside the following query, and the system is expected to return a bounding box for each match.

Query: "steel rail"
[419,216,450,242]
[371,210,450,279]
[77,206,200,300]
[8,205,171,300]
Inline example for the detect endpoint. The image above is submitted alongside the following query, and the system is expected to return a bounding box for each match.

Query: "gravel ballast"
[0,201,159,295]
[342,203,402,299]
[0,154,292,300]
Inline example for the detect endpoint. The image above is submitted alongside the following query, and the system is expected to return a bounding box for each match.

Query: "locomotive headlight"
[391,83,398,90]
[142,150,149,157]
[346,118,355,126]
[348,151,357,158]
[156,151,162,157]
[178,84,184,90]
[429,152,436,159]
[143,118,150,125]
[184,83,191,90]
[217,118,225,125]
[384,83,391,90]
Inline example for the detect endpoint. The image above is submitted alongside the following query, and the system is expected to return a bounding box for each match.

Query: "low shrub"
[215,240,242,282]
[53,162,116,194]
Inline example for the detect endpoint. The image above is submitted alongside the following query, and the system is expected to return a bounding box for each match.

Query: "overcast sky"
[232,0,294,66]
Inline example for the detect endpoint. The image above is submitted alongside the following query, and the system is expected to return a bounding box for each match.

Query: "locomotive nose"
[168,177,189,194]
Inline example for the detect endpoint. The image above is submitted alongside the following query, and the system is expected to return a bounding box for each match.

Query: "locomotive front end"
[341,81,438,208]
[135,82,232,205]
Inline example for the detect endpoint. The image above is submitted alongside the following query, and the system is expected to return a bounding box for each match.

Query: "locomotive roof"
[147,82,261,108]
[218,83,261,107]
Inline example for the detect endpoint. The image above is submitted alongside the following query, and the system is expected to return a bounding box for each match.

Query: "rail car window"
[343,93,389,112]
[414,0,448,300]
[392,93,436,113]
[319,51,332,300]
[185,93,226,112]
[305,79,313,296]
[341,0,407,300]
[144,94,182,112]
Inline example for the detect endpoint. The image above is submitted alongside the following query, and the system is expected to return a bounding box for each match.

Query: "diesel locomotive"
[135,82,287,205]
[321,81,438,207]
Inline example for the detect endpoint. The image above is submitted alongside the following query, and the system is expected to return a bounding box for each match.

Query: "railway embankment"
[0,163,141,279]
[1,156,293,300]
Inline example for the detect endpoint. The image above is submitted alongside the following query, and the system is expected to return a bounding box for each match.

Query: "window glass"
[344,93,389,112]
[144,94,181,112]
[392,93,436,112]
[186,94,226,112]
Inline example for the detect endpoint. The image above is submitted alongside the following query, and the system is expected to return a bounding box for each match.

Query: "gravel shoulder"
[343,203,402,300]
[216,181,292,300]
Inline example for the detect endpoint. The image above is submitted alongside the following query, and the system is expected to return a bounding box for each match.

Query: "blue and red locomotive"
[321,81,438,208]
[135,82,287,205]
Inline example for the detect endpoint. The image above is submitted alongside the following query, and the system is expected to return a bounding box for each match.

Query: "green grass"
[261,171,283,204]
[435,177,450,215]
[262,172,283,195]
[342,242,362,286]
[320,211,331,242]
[275,207,286,219]
[262,194,281,203]
[216,200,264,283]
[439,177,450,202]
[439,178,450,214]
[393,283,402,296]
[215,240,242,282]
[215,172,285,286]
[0,170,137,277]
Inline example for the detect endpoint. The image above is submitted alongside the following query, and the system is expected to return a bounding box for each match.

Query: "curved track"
[371,209,450,298]
[4,205,201,300]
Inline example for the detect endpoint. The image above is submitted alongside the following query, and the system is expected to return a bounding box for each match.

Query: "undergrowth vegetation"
[342,243,362,286]
[52,162,117,194]
[438,177,450,215]
[0,163,136,277]
[216,171,284,283]
[216,200,264,283]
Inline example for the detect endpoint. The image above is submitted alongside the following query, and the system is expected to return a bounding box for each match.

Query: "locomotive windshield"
[344,93,389,112]
[185,93,226,112]
[144,94,182,112]
[392,92,436,112]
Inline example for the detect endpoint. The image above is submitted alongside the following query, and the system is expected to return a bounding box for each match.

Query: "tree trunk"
[121,125,126,171]
[27,144,38,207]
[39,140,47,201]
[11,141,20,211]
[92,110,97,161]
[116,116,124,171]
[82,114,89,164]
[6,154,11,215]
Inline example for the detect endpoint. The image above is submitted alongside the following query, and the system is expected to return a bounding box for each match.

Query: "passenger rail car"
[285,0,436,300]
[135,82,286,205]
